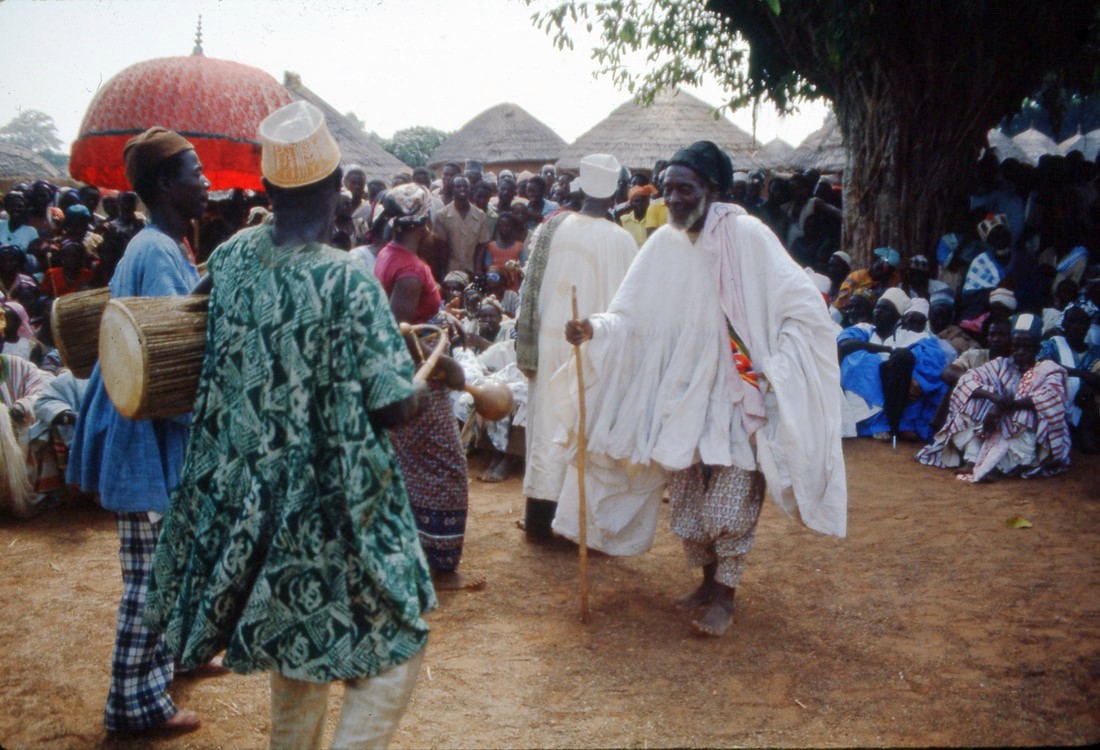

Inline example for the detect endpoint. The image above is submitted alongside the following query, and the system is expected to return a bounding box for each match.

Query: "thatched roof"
[1012,127,1059,165]
[0,141,62,180]
[985,128,1029,163]
[787,114,846,173]
[1060,129,1100,161]
[283,72,408,180]
[751,137,794,170]
[428,103,565,170]
[555,89,757,173]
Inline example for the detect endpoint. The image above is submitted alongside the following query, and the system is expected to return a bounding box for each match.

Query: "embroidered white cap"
[259,101,341,189]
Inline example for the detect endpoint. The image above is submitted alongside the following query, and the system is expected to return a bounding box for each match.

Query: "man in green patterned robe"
[145,101,436,749]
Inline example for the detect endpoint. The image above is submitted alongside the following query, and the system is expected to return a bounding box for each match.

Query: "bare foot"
[176,653,229,678]
[432,570,486,591]
[478,455,512,483]
[155,709,201,733]
[673,583,716,612]
[691,597,736,637]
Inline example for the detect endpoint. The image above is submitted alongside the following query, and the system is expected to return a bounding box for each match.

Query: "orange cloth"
[487,240,523,266]
[42,267,96,298]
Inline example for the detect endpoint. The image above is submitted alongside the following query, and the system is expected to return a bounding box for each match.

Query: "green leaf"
[1004,516,1033,529]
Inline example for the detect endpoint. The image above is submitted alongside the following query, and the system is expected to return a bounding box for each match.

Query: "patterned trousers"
[668,464,765,588]
[104,513,176,732]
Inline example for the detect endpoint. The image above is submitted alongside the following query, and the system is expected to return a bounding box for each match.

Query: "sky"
[0,0,829,157]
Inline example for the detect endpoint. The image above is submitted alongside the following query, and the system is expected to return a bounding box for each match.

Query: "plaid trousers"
[104,513,176,732]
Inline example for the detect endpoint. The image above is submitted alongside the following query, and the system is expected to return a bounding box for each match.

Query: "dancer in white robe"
[515,154,638,537]
[561,141,846,636]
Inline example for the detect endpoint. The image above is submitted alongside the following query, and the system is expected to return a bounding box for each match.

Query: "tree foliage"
[344,111,367,132]
[0,109,63,153]
[534,1,1098,121]
[39,150,69,172]
[382,126,449,168]
[531,0,1100,262]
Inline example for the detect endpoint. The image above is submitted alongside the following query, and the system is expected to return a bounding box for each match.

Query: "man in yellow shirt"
[645,159,670,236]
[620,184,657,248]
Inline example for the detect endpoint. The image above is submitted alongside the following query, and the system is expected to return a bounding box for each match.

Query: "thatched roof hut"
[283,72,408,180]
[1012,127,1059,166]
[0,142,62,181]
[751,137,794,171]
[986,128,1030,163]
[788,114,846,173]
[1059,129,1100,161]
[428,103,565,176]
[555,89,757,174]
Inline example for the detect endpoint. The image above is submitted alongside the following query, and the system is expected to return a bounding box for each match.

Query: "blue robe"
[838,325,949,440]
[67,227,199,513]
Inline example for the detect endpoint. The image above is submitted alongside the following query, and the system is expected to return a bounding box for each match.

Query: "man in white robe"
[515,154,638,538]
[562,141,847,636]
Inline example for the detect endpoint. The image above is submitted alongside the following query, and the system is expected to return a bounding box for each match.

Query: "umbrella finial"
[192,15,204,56]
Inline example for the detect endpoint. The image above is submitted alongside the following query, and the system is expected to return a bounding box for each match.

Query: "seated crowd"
[824,149,1100,479]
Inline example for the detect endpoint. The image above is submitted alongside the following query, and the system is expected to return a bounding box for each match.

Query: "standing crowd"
[0,98,1097,747]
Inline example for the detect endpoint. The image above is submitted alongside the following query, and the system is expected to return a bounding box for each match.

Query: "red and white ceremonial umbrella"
[69,52,292,191]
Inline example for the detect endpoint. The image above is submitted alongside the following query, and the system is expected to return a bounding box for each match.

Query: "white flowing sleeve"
[729,218,848,537]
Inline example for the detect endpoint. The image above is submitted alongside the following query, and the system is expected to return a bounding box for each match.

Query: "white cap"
[575,153,622,199]
[879,287,911,315]
[259,101,341,189]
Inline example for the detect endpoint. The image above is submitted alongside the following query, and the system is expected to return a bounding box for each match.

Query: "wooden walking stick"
[571,286,590,623]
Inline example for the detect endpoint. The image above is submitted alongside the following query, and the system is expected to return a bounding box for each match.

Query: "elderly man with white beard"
[561,141,847,636]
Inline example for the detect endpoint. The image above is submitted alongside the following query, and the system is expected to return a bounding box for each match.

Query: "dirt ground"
[0,439,1098,749]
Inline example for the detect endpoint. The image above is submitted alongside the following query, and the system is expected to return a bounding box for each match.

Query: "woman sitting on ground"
[0,344,55,517]
[449,298,523,484]
[837,287,949,441]
[1,302,44,366]
[942,317,1013,389]
[483,265,520,317]
[916,313,1070,481]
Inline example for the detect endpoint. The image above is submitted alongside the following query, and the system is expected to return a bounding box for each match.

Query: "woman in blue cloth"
[67,127,210,734]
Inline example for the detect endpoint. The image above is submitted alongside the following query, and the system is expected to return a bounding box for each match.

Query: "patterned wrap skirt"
[388,385,469,571]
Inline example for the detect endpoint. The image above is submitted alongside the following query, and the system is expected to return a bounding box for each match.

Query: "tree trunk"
[835,71,987,269]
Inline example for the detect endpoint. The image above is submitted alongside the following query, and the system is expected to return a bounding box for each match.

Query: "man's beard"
[669,200,707,231]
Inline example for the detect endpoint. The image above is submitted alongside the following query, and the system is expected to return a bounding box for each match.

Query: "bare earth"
[1,440,1098,749]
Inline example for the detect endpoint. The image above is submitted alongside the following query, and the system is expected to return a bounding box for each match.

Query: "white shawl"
[553,203,847,537]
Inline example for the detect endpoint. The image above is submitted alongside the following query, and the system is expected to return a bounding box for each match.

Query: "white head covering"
[830,250,852,267]
[878,287,911,315]
[575,154,622,199]
[989,287,1018,310]
[908,298,930,317]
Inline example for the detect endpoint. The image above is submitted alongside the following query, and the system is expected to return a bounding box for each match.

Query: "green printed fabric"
[146,225,436,683]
